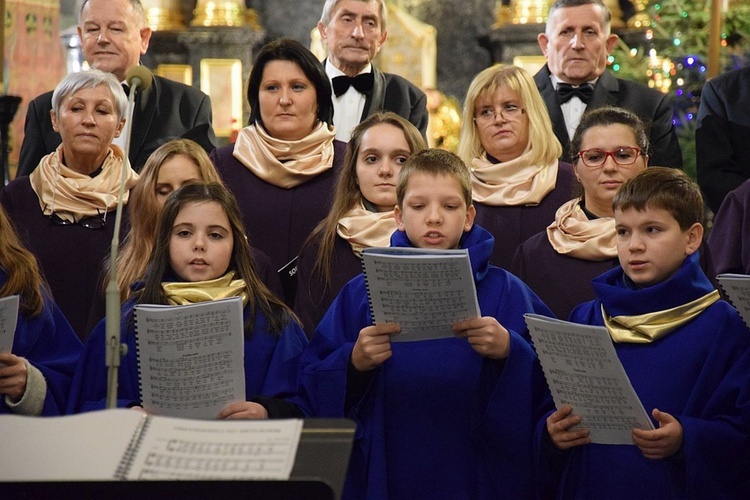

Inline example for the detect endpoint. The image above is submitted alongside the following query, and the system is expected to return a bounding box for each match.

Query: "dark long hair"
[246,38,333,129]
[138,183,295,334]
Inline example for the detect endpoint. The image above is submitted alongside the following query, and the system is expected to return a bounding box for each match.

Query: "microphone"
[105,66,153,409]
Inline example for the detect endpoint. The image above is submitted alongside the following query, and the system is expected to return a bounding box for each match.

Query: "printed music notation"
[135,297,245,419]
[525,314,654,445]
[361,247,480,342]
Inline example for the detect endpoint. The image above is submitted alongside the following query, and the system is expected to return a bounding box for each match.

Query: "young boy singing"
[294,149,554,499]
[543,167,750,498]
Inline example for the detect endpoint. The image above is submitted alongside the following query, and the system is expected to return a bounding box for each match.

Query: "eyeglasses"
[474,104,526,126]
[577,147,643,168]
[45,206,107,230]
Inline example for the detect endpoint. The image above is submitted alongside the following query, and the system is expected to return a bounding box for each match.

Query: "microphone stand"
[105,80,140,409]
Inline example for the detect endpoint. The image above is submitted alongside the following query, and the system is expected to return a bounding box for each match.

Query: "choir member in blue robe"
[67,183,306,418]
[294,149,554,499]
[540,168,750,498]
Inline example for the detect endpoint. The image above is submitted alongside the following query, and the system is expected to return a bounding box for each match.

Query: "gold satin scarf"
[470,150,558,206]
[336,202,397,256]
[232,122,335,188]
[602,290,720,343]
[547,198,617,261]
[29,145,139,221]
[162,271,250,307]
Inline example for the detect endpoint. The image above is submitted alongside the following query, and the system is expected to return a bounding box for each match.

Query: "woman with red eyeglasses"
[511,107,652,319]
[1,69,137,340]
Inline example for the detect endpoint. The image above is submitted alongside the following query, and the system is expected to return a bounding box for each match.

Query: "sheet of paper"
[362,247,480,342]
[125,417,304,480]
[135,297,245,419]
[716,274,750,327]
[525,314,654,445]
[0,294,19,353]
[0,409,144,481]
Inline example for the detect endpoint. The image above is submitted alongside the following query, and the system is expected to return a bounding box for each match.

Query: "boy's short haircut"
[613,167,704,230]
[396,148,473,208]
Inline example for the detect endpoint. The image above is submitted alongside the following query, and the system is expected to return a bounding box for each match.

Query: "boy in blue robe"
[294,149,554,499]
[542,167,750,498]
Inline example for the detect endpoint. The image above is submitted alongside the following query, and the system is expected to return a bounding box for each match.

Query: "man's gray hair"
[545,0,612,37]
[319,0,388,32]
[79,0,146,28]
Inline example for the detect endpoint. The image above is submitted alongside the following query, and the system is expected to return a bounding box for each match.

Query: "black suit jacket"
[696,65,750,213]
[534,65,682,169]
[329,64,428,139]
[17,71,218,175]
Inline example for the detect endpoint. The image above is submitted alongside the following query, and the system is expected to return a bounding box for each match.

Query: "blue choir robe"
[67,288,308,416]
[0,271,82,415]
[544,253,750,498]
[294,225,555,499]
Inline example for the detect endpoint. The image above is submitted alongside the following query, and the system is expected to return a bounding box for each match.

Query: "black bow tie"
[556,83,594,104]
[332,73,374,97]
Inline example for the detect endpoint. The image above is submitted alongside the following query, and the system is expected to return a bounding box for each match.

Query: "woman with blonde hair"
[294,112,426,335]
[458,64,576,269]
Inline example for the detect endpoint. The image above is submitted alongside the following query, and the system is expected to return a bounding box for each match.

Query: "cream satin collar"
[470,150,558,206]
[337,202,397,256]
[29,145,138,220]
[547,198,617,261]
[232,122,335,188]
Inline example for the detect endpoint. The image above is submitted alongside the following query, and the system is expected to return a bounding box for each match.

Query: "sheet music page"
[716,274,750,326]
[0,294,19,352]
[135,297,245,419]
[362,248,480,342]
[0,409,143,481]
[525,314,654,445]
[126,417,303,480]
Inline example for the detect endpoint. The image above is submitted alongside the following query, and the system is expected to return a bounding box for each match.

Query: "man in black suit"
[16,0,217,176]
[696,65,750,213]
[534,0,682,168]
[317,0,428,142]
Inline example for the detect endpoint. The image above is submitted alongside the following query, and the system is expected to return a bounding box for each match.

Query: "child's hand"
[218,401,269,420]
[0,353,28,401]
[453,317,510,359]
[351,323,400,372]
[632,408,683,459]
[547,405,591,450]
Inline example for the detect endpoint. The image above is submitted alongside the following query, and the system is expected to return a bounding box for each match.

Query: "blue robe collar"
[591,252,715,317]
[389,224,494,283]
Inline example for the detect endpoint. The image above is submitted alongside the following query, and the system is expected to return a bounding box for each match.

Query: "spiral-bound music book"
[361,247,480,341]
[716,274,750,327]
[134,297,245,419]
[0,409,303,481]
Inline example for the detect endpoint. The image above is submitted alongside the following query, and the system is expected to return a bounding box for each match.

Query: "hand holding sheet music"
[525,314,654,445]
[361,247,480,342]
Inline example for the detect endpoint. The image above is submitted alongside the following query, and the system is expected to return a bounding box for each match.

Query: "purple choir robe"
[474,161,576,270]
[209,140,347,274]
[0,177,129,341]
[708,178,750,275]
[293,225,555,499]
[539,253,750,498]
[294,233,365,337]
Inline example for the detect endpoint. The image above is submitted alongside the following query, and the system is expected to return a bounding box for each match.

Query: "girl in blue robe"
[67,183,306,418]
